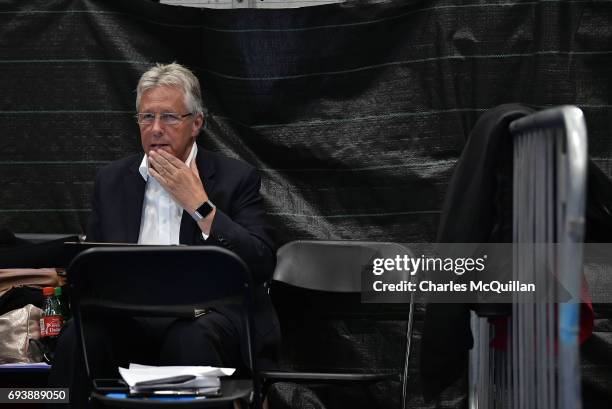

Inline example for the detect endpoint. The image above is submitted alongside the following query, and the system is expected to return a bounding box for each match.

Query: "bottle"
[40,287,64,339]
[54,286,70,320]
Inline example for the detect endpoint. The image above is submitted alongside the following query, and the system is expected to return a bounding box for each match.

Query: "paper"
[118,363,235,390]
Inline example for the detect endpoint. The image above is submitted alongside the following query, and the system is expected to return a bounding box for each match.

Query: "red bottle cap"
[43,287,55,296]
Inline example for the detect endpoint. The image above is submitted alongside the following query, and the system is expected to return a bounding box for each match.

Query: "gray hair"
[136,63,204,115]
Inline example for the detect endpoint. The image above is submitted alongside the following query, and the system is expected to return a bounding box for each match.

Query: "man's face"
[138,85,203,162]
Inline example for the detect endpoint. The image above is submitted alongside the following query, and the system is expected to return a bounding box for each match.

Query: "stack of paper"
[119,363,235,396]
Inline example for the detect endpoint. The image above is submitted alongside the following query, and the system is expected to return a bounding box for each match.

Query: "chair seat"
[91,378,252,408]
[260,370,399,383]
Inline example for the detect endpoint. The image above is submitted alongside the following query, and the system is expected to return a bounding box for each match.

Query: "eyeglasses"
[135,112,193,126]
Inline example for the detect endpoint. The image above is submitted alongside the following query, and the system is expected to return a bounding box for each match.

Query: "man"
[50,63,279,405]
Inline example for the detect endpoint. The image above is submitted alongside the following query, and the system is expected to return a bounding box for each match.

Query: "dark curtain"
[2,1,612,408]
[3,0,611,242]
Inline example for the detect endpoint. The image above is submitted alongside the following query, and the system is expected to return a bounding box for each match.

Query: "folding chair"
[14,233,81,244]
[261,240,414,409]
[0,233,80,268]
[470,106,587,409]
[68,246,261,408]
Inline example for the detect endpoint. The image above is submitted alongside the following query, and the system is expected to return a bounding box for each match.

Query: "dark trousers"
[48,311,244,408]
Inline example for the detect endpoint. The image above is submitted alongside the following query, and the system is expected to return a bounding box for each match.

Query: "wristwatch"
[191,200,215,221]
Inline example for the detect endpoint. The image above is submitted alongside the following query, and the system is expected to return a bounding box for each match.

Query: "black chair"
[68,246,261,408]
[261,240,415,409]
[14,233,82,244]
[0,232,80,269]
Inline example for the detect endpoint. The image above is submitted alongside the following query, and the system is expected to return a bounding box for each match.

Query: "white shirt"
[137,143,198,245]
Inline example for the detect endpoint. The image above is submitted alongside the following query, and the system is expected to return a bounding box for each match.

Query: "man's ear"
[192,113,204,136]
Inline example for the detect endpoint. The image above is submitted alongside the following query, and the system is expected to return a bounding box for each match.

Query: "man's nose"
[150,115,164,133]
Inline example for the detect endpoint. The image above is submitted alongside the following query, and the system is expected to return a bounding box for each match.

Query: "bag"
[0,268,61,294]
[0,303,44,363]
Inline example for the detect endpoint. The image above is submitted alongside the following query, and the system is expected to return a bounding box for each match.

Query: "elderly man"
[49,63,279,406]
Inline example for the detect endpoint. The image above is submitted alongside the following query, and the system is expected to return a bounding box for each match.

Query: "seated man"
[49,63,279,406]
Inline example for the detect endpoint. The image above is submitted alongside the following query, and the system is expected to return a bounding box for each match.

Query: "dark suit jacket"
[420,104,533,401]
[86,146,280,367]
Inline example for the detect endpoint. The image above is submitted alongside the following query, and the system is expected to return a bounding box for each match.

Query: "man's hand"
[148,149,207,214]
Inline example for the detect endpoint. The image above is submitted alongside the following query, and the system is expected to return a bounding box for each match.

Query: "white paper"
[118,363,235,389]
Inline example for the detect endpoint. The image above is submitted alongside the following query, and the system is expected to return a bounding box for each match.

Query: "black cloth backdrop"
[2,0,612,408]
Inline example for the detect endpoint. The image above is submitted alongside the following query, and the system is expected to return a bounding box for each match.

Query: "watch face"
[196,201,214,218]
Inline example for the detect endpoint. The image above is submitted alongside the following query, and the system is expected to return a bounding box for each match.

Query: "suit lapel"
[179,147,216,244]
[124,157,146,243]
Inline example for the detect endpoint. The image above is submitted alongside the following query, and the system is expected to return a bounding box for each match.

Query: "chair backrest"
[67,246,258,392]
[14,233,81,244]
[0,234,80,268]
[275,240,415,294]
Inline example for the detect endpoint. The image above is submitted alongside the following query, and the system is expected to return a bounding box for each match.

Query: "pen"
[134,374,196,387]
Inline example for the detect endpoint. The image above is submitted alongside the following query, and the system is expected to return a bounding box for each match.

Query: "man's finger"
[148,157,165,177]
[149,151,175,174]
[148,151,164,171]
[148,166,167,186]
[157,149,185,168]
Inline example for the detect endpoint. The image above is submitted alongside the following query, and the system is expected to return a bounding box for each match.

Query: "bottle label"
[42,315,63,337]
[39,318,46,337]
